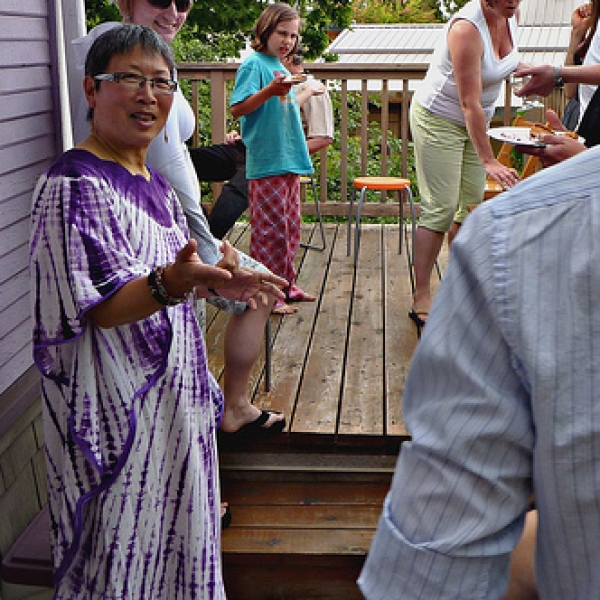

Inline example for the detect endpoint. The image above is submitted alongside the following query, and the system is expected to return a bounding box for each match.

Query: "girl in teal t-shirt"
[231,3,315,315]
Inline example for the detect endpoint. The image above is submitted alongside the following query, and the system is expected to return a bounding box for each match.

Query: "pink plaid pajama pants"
[248,173,301,288]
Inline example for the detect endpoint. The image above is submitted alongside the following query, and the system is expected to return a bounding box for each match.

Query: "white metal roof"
[326,23,572,67]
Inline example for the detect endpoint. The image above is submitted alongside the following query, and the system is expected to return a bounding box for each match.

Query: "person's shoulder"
[46,149,114,182]
[72,22,121,64]
[73,22,120,49]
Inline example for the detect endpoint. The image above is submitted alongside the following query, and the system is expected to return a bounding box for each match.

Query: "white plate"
[487,126,545,147]
[283,74,307,84]
[487,126,584,147]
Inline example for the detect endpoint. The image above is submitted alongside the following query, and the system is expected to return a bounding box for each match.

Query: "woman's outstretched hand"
[208,241,287,309]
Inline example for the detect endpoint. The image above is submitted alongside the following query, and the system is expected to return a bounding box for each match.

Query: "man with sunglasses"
[70,0,288,453]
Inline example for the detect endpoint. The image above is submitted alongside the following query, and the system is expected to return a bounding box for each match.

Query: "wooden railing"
[177,62,565,219]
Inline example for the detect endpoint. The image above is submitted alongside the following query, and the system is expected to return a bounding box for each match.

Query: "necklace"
[91,132,149,179]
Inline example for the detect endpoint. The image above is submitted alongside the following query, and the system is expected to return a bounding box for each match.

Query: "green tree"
[351,0,443,24]
[86,1,353,60]
[85,0,120,26]
[437,0,468,19]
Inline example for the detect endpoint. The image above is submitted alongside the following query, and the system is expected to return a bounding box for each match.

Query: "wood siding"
[0,0,59,395]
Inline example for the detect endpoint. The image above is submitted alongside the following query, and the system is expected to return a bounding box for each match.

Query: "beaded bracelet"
[148,264,190,306]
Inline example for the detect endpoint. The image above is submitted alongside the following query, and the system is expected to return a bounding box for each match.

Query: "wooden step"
[221,467,391,600]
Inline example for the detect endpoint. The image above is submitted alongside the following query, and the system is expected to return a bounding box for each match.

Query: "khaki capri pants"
[410,100,486,231]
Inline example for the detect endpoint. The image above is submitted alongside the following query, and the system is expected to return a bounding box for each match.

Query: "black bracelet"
[148,264,190,306]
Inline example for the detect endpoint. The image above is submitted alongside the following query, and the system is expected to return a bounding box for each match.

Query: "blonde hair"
[250,3,300,55]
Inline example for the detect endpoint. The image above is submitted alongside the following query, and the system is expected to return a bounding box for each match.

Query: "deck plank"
[222,479,389,504]
[291,226,354,434]
[222,505,383,529]
[384,225,417,437]
[339,224,385,436]
[222,528,374,555]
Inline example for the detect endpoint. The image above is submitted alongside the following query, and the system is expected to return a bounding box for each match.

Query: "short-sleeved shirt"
[231,51,313,179]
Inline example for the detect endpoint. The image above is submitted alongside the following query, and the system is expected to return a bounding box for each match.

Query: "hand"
[515,135,587,167]
[225,131,242,145]
[513,109,586,167]
[215,240,239,275]
[513,64,555,98]
[309,83,326,97]
[164,239,234,297]
[270,71,294,97]
[210,264,287,309]
[484,159,520,190]
[572,3,593,35]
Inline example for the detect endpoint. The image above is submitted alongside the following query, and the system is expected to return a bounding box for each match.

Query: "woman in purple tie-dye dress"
[29,25,284,599]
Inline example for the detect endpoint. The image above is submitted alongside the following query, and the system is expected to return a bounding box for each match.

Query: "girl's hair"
[251,3,300,54]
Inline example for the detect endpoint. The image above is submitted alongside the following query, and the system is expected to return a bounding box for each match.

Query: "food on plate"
[530,122,579,140]
[284,74,307,83]
[529,122,554,137]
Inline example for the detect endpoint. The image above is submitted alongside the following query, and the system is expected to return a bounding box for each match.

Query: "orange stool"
[347,176,414,270]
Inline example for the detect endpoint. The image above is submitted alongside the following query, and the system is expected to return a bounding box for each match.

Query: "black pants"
[189,142,248,239]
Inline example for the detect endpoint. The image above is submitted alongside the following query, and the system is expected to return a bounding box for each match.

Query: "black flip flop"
[221,505,232,530]
[218,410,286,448]
[408,309,428,338]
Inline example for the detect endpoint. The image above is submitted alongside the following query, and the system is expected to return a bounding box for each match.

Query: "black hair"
[85,24,175,83]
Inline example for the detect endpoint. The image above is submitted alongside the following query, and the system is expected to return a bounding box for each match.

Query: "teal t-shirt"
[231,52,313,179]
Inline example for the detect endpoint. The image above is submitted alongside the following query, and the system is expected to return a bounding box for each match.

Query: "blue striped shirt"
[359,144,600,599]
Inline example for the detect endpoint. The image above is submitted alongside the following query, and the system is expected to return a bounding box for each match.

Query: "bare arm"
[515,63,600,97]
[449,20,520,188]
[230,74,293,119]
[294,83,326,108]
[306,136,333,154]
[564,4,593,99]
[87,240,287,328]
[87,240,233,328]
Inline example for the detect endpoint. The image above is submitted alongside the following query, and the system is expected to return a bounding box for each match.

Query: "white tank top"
[414,0,519,127]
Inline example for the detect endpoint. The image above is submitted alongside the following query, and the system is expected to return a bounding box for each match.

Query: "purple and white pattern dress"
[30,149,226,599]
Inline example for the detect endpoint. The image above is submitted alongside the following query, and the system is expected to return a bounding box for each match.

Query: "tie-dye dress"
[30,149,226,599]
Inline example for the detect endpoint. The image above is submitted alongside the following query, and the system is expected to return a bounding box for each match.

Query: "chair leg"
[301,175,326,251]
[264,319,271,392]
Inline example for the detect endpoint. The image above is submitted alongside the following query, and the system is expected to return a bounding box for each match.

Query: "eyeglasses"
[146,0,192,12]
[94,72,178,94]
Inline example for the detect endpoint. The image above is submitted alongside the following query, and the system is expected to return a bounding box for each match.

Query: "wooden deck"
[206,221,448,455]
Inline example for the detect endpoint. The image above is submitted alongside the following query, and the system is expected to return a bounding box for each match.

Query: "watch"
[553,66,565,89]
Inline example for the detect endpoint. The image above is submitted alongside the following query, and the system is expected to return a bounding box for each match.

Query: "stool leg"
[347,187,356,256]
[354,187,368,266]
[398,187,404,255]
[301,175,326,251]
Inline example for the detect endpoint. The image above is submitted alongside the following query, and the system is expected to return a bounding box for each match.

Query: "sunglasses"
[147,0,192,12]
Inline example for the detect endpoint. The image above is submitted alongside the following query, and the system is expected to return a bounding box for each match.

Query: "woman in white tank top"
[408,0,523,331]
